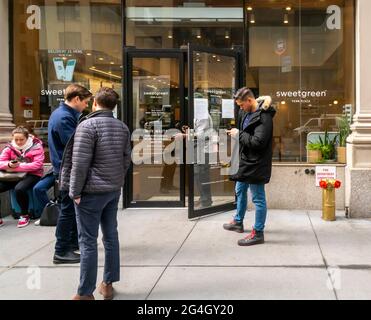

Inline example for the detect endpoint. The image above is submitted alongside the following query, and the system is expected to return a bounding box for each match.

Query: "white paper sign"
[222,99,235,119]
[194,98,209,120]
[315,166,337,187]
[281,56,292,73]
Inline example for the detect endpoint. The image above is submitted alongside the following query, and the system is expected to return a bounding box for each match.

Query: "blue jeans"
[75,191,121,296]
[33,174,55,219]
[234,182,267,232]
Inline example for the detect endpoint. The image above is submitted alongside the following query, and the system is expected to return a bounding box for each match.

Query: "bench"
[0,165,54,218]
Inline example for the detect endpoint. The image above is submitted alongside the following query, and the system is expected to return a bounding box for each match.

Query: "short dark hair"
[64,84,93,102]
[233,87,255,101]
[12,126,29,139]
[95,87,120,110]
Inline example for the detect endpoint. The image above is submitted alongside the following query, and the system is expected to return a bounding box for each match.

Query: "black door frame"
[123,47,187,208]
[122,46,244,217]
[187,44,243,219]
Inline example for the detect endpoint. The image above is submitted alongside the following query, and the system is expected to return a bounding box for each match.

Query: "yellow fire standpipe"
[322,188,336,221]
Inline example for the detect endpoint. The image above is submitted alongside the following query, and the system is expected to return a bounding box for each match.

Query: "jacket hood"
[257,96,276,119]
[7,135,43,152]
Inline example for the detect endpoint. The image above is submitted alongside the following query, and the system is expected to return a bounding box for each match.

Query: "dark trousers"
[161,163,177,189]
[0,175,41,218]
[55,190,78,255]
[75,191,121,296]
[194,153,212,205]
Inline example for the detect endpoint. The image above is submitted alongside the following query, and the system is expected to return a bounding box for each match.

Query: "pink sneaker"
[17,216,30,228]
[0,219,4,227]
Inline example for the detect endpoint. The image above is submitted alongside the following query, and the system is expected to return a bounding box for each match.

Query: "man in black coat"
[224,88,276,246]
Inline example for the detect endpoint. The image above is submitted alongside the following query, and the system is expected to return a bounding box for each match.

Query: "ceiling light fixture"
[89,67,121,79]
[250,13,255,24]
[284,13,289,24]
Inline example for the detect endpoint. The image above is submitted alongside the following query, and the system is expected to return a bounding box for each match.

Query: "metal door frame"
[122,46,243,216]
[123,47,186,208]
[187,44,243,219]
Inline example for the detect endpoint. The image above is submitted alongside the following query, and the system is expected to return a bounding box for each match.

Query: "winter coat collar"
[79,110,114,124]
[6,136,43,156]
[60,102,81,119]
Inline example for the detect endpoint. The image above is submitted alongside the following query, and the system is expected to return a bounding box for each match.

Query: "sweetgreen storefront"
[2,0,370,218]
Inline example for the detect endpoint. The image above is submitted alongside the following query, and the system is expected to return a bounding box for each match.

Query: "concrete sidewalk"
[1,209,371,300]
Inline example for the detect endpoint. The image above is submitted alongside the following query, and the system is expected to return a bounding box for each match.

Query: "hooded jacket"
[230,97,276,185]
[0,136,45,177]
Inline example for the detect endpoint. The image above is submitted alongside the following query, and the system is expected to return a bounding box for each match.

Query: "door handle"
[186,128,194,141]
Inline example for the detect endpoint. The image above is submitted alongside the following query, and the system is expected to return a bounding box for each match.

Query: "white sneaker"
[34,219,41,226]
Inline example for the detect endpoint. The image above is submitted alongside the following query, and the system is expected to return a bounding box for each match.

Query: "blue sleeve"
[59,116,77,146]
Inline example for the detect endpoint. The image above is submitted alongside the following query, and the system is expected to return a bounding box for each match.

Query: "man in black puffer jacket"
[224,88,276,247]
[60,87,131,300]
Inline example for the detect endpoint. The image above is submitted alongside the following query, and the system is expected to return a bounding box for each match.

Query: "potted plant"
[319,131,338,162]
[337,116,351,164]
[307,141,323,163]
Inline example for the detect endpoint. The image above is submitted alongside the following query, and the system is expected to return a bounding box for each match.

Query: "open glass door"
[124,48,186,208]
[188,45,242,219]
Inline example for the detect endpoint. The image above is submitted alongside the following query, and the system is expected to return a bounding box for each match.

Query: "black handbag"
[40,200,60,227]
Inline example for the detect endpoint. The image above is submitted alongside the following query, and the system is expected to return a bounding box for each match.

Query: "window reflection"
[246,0,355,162]
[13,0,122,161]
[126,0,244,49]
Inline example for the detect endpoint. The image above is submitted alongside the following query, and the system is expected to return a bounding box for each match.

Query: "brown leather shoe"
[98,282,114,300]
[72,294,95,300]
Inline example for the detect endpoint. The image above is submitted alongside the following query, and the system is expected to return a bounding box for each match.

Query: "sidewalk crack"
[145,220,199,300]
[307,211,339,300]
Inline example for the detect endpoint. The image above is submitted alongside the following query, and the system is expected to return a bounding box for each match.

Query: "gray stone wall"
[262,165,345,211]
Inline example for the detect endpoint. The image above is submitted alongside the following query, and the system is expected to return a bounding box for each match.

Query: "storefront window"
[12,0,355,164]
[246,0,355,162]
[12,0,122,160]
[126,0,244,49]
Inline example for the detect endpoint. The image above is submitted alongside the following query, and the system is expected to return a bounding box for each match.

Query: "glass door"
[187,45,242,219]
[124,49,185,208]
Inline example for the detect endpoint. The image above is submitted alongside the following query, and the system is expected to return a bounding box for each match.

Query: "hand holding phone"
[9,159,20,168]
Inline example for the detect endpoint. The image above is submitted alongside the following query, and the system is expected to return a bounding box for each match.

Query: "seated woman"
[0,126,45,228]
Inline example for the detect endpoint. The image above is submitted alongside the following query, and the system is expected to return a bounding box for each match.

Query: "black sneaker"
[223,220,244,233]
[53,251,81,264]
[238,229,264,246]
